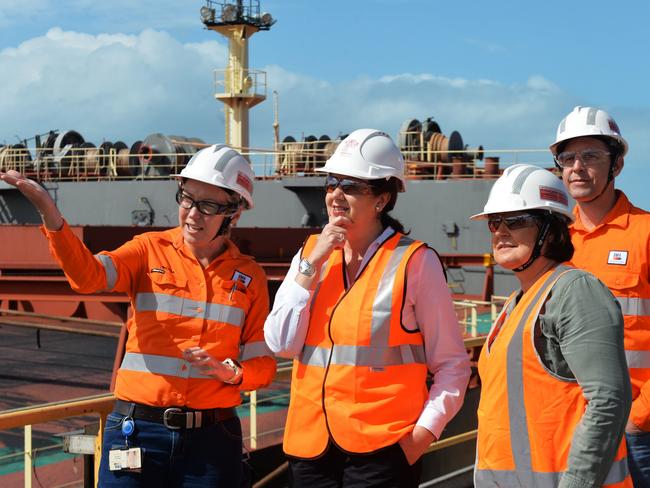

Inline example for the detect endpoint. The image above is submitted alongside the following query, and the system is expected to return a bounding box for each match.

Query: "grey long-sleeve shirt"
[533,269,632,488]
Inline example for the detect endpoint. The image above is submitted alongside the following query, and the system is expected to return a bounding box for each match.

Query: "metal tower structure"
[200,1,275,151]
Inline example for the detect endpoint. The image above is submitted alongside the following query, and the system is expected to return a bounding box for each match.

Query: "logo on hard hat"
[236,172,253,194]
[608,119,620,135]
[339,138,359,156]
[539,186,568,206]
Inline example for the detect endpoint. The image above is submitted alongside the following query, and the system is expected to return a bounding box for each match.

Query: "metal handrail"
[0,341,486,488]
[0,145,556,181]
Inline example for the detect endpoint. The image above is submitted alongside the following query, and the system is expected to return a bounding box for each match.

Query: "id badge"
[108,446,143,472]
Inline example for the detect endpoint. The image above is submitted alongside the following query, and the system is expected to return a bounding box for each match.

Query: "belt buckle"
[163,408,184,430]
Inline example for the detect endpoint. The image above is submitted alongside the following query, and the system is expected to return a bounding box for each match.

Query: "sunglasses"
[487,214,539,233]
[554,148,610,168]
[325,175,374,195]
[175,189,240,216]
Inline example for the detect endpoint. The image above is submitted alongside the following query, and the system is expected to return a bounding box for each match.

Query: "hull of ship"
[0,176,517,297]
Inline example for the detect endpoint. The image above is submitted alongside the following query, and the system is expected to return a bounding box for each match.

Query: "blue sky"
[1,0,649,207]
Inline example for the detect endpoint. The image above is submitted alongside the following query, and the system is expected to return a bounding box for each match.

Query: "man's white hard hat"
[471,164,573,221]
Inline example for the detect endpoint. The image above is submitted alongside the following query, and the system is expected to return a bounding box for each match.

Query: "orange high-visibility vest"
[44,223,275,409]
[476,266,630,487]
[283,232,428,458]
[570,191,650,431]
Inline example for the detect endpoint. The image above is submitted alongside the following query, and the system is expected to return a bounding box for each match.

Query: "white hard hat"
[470,164,573,221]
[316,128,406,192]
[549,106,628,156]
[173,144,254,209]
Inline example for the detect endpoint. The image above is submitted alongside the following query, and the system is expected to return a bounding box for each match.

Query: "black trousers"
[288,442,422,488]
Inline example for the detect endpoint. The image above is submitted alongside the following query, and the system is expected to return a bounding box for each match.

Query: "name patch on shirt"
[607,250,628,265]
[232,270,252,287]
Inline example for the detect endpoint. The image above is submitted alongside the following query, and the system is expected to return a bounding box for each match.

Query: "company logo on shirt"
[232,270,252,287]
[607,250,628,265]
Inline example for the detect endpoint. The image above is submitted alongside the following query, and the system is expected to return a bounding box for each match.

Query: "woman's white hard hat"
[470,164,574,221]
[316,128,406,192]
[173,144,255,209]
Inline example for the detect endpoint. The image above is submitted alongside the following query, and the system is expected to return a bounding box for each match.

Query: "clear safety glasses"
[175,189,239,216]
[554,149,610,168]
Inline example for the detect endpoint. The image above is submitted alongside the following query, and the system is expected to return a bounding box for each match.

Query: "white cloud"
[0,28,228,145]
[1,27,648,208]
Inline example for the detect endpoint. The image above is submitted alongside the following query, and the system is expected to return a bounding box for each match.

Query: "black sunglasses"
[487,214,539,233]
[175,189,240,216]
[325,175,375,195]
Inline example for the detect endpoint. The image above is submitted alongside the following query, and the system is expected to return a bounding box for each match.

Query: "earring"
[375,205,382,212]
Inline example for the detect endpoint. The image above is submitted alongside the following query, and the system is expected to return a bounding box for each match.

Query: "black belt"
[114,399,236,430]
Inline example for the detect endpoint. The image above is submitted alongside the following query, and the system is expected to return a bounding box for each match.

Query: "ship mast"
[200,0,274,151]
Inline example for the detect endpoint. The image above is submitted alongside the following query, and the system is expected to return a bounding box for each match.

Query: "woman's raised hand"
[0,170,63,230]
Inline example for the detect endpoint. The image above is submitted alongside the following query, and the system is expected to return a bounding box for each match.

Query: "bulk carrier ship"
[0,1,556,486]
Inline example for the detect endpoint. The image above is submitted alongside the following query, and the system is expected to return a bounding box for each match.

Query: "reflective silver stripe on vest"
[475,457,629,487]
[626,350,650,369]
[300,344,425,368]
[370,235,414,347]
[617,296,650,317]
[95,254,117,291]
[120,352,212,379]
[240,341,272,360]
[300,235,424,369]
[506,266,568,486]
[135,292,244,327]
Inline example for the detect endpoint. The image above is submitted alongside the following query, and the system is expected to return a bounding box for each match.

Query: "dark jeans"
[289,442,422,488]
[97,410,244,487]
[626,431,650,487]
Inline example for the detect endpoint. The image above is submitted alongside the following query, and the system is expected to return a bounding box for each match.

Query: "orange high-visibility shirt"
[44,221,276,409]
[570,191,650,431]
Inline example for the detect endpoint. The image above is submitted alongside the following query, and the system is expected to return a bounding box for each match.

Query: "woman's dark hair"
[530,210,574,262]
[369,177,410,235]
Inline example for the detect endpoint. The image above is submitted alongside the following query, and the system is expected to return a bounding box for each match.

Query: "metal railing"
[0,143,556,183]
[214,68,267,100]
[0,335,485,488]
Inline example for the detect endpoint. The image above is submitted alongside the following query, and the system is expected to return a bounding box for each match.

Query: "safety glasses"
[175,189,239,216]
[487,214,539,233]
[554,149,610,168]
[325,175,374,195]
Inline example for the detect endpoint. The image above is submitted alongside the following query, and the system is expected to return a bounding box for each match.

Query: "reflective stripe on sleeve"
[95,254,118,291]
[617,296,650,317]
[240,341,273,360]
[119,352,212,379]
[135,292,245,327]
[625,350,650,369]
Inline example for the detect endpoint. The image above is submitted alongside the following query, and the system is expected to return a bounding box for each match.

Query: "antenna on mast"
[200,1,275,153]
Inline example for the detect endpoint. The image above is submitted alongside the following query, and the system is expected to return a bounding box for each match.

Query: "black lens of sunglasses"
[487,215,537,232]
[325,176,370,194]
